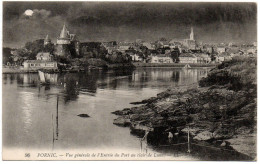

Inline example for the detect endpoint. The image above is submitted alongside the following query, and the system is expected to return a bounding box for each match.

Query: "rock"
[77,114,90,117]
[193,131,213,141]
[130,101,145,105]
[203,103,210,109]
[130,122,152,136]
[113,117,131,127]
[112,108,132,115]
[130,113,154,121]
[111,110,123,115]
[215,140,223,145]
[220,141,226,147]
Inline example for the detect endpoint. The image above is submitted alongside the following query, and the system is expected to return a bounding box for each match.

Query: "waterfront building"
[23,60,58,70]
[179,53,197,63]
[193,53,211,64]
[150,54,173,63]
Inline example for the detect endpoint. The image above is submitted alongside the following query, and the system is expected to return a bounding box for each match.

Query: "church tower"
[55,24,71,58]
[190,27,194,40]
[57,24,71,45]
[44,35,51,46]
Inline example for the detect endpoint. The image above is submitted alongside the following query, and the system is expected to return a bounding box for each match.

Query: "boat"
[38,70,51,85]
[183,64,191,69]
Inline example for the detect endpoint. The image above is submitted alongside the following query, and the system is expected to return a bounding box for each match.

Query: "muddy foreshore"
[112,57,257,160]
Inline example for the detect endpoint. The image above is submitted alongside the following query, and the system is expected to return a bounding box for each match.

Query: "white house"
[23,60,58,70]
[179,53,197,63]
[193,53,211,64]
[130,54,143,62]
[215,53,232,63]
[150,55,173,63]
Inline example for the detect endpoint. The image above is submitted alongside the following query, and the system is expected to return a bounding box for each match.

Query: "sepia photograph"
[2,1,257,161]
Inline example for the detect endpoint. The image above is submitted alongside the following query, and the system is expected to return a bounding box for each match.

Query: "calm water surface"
[3,67,246,160]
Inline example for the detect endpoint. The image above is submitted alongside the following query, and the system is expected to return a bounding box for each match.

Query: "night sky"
[3,2,257,48]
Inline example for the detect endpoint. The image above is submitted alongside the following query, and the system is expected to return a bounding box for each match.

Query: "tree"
[43,43,55,54]
[24,39,45,59]
[3,47,12,65]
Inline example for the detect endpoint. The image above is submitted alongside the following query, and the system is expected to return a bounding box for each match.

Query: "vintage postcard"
[2,1,257,161]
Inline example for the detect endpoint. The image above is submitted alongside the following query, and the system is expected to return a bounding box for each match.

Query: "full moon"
[24,9,34,16]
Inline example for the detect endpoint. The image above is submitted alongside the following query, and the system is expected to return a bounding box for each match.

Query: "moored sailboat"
[38,70,51,85]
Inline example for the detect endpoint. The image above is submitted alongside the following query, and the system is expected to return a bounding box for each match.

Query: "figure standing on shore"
[168,131,173,143]
[140,129,150,153]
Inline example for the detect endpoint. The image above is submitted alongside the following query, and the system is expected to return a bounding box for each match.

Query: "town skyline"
[3,2,257,48]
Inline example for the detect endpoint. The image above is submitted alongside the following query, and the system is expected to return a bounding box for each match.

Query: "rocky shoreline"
[112,56,257,160]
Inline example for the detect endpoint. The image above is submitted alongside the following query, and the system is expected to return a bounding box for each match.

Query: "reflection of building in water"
[44,73,58,84]
[150,70,175,81]
[21,74,39,85]
[132,69,176,82]
[197,69,209,79]
[132,72,140,82]
[172,71,180,82]
[178,69,209,85]
[16,73,58,86]
[179,69,198,85]
[130,68,209,87]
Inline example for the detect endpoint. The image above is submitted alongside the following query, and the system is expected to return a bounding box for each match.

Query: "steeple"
[44,34,51,46]
[45,34,50,41]
[190,27,194,40]
[59,24,70,39]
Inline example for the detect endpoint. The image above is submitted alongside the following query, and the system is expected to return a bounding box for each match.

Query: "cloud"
[21,9,51,20]
[32,9,51,19]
